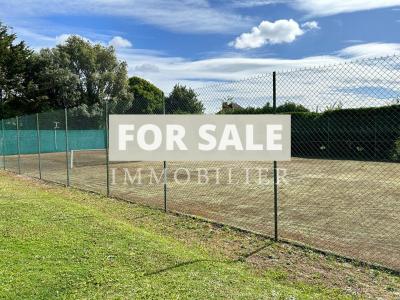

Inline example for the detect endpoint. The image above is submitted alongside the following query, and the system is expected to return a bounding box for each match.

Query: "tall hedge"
[221,103,400,162]
[293,105,400,161]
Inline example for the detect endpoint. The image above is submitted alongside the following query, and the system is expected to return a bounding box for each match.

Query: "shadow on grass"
[145,242,273,276]
[127,211,160,221]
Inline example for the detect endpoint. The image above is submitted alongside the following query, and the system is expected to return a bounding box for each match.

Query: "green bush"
[291,105,400,161]
[392,139,400,161]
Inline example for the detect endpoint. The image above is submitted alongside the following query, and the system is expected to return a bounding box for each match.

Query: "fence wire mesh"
[67,104,107,194]
[37,109,68,185]
[3,117,19,174]
[0,120,4,170]
[0,55,399,271]
[275,56,400,270]
[168,75,275,235]
[19,114,39,178]
[109,100,165,210]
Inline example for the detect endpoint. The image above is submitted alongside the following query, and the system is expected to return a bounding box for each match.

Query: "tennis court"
[2,55,400,272]
[4,150,400,270]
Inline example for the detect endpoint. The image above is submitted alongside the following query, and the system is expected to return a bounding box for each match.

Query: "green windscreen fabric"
[2,129,105,155]
[3,118,19,173]
[1,109,106,186]
[38,110,68,185]
[67,103,107,194]
[19,114,39,178]
[0,120,4,169]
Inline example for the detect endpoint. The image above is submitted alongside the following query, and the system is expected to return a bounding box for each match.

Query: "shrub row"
[223,103,400,161]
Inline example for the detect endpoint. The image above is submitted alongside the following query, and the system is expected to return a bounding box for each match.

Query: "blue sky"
[1,0,400,92]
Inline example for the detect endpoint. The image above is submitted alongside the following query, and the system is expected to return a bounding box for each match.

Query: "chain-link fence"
[0,55,399,272]
[275,58,400,271]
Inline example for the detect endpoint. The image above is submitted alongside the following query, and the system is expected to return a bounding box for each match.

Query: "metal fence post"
[16,116,21,174]
[1,119,5,170]
[163,99,168,212]
[374,114,377,160]
[163,161,167,212]
[64,108,70,186]
[273,71,279,242]
[105,101,110,197]
[327,116,330,158]
[36,113,42,179]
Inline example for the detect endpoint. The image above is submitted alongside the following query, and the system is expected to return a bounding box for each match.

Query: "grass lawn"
[0,172,398,299]
[10,152,400,271]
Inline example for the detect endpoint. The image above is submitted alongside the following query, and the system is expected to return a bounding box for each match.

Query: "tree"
[28,35,133,113]
[276,102,309,113]
[128,76,164,114]
[219,101,273,114]
[218,101,309,114]
[24,49,80,112]
[165,84,204,114]
[0,23,32,118]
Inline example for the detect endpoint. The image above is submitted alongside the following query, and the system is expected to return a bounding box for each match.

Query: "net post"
[64,108,70,187]
[273,71,279,242]
[36,113,42,179]
[1,119,5,170]
[70,150,74,169]
[16,116,21,174]
[163,98,167,212]
[105,100,110,197]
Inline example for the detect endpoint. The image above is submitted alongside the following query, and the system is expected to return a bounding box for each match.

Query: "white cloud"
[55,34,93,45]
[50,34,134,50]
[338,43,400,58]
[230,19,304,49]
[116,43,400,98]
[231,0,284,7]
[135,63,160,73]
[290,0,400,17]
[108,36,132,49]
[121,48,400,114]
[301,21,320,30]
[230,0,400,16]
[9,25,400,95]
[193,56,400,113]
[6,26,400,110]
[11,26,55,50]
[2,0,399,36]
[0,0,251,34]
[55,34,73,45]
[344,40,365,44]
[116,47,344,92]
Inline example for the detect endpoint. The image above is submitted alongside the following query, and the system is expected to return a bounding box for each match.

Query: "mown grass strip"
[0,173,353,299]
